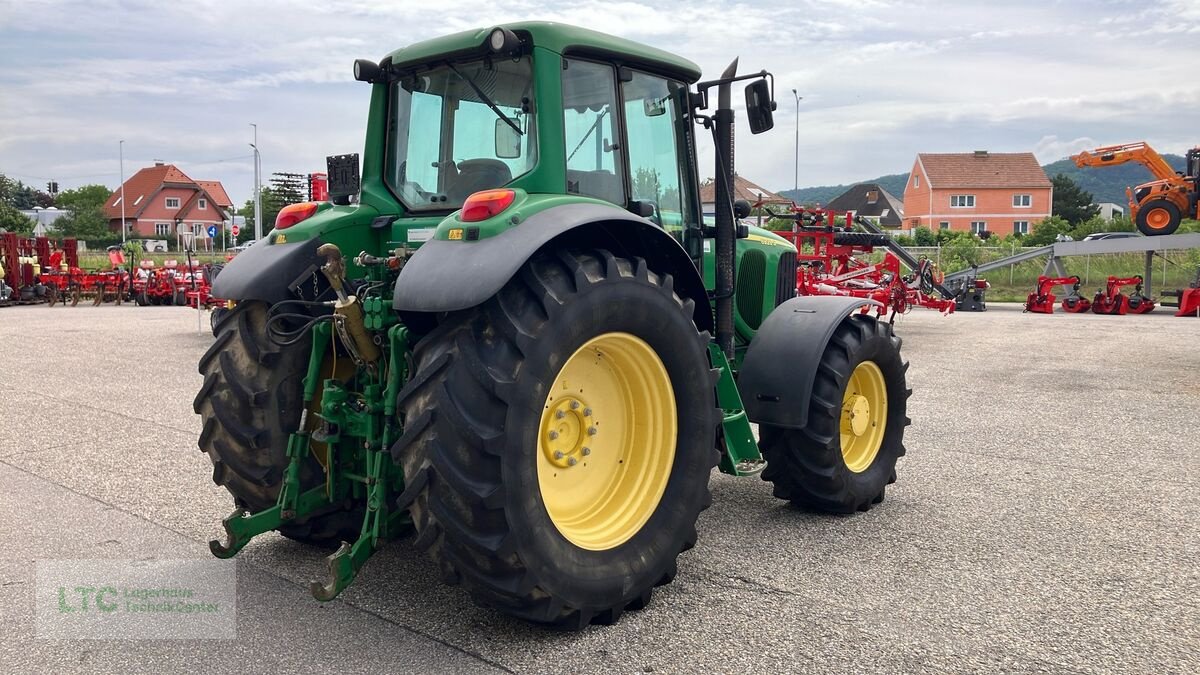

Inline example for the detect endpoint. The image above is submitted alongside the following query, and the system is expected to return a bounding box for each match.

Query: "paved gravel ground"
[0,303,1196,674]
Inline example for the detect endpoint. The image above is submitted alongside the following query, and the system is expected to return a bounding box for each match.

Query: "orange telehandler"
[1071,141,1199,236]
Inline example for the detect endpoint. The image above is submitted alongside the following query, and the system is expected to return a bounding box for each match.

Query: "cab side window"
[561,59,625,205]
[621,72,692,234]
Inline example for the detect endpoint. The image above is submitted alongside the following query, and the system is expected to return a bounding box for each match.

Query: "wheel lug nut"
[555,410,565,419]
[567,457,577,466]
[581,447,591,456]
[583,408,592,417]
[587,427,597,436]
[549,431,559,440]
[554,451,564,459]
[570,401,580,410]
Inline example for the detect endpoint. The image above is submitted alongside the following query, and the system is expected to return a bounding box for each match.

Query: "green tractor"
[197,22,909,629]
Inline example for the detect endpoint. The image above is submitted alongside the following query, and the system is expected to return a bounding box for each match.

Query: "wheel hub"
[844,394,872,436]
[1147,208,1169,229]
[541,397,596,468]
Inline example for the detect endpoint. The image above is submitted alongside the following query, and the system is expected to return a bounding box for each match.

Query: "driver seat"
[447,159,513,202]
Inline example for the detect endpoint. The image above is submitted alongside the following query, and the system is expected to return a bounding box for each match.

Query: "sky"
[1,0,1198,207]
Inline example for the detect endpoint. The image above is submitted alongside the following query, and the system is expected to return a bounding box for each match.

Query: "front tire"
[392,250,719,629]
[1136,200,1180,236]
[760,314,910,512]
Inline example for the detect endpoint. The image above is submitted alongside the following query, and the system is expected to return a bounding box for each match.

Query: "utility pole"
[250,123,262,242]
[791,90,802,193]
[119,140,127,243]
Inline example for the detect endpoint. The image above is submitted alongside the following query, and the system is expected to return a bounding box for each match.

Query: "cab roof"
[382,21,703,84]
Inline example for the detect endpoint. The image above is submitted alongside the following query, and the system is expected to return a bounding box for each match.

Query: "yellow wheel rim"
[840,361,887,473]
[1145,207,1171,230]
[537,332,676,551]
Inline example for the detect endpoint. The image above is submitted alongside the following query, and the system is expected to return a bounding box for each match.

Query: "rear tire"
[194,301,361,545]
[1136,200,1180,236]
[760,314,910,512]
[392,249,719,629]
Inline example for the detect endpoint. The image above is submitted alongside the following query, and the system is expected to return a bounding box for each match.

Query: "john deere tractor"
[197,22,909,629]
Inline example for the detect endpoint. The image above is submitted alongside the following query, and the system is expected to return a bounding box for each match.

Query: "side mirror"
[744,79,775,134]
[495,119,521,159]
[733,199,752,219]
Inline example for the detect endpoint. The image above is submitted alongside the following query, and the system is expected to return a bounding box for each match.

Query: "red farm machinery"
[1,233,227,310]
[763,205,958,320]
[1022,274,1155,315]
[1162,266,1200,317]
[1,233,134,307]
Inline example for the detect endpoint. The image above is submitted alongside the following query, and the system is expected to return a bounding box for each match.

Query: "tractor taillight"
[460,189,516,223]
[275,202,319,230]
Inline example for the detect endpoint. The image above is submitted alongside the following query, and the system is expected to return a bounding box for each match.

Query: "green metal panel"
[382,22,701,83]
[702,225,797,352]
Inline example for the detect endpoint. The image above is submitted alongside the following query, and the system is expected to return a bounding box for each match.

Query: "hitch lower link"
[209,313,411,601]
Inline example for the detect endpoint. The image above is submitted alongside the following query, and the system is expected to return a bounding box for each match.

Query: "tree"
[242,186,281,240]
[912,226,937,246]
[1025,215,1071,246]
[0,174,53,209]
[52,184,112,240]
[1051,173,1099,225]
[0,201,35,234]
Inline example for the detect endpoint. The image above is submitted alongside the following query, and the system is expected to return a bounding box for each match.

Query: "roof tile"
[918,152,1051,189]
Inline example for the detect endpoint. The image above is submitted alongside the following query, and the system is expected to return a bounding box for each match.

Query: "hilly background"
[777,154,1188,207]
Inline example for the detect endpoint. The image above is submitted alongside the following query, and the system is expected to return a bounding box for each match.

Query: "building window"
[155,223,171,236]
[913,174,920,188]
[1012,194,1031,208]
[1013,221,1030,235]
[165,197,180,209]
[939,221,950,230]
[970,221,987,234]
[950,194,975,208]
[198,198,207,210]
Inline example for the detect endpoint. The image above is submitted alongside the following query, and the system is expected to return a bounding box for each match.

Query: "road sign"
[231,224,240,237]
[207,225,218,239]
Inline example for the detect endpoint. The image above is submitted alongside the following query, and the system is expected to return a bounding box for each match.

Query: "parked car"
[1082,232,1141,241]
[131,238,169,252]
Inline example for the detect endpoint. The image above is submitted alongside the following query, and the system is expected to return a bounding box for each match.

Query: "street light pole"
[250,123,262,243]
[791,90,802,193]
[119,140,127,243]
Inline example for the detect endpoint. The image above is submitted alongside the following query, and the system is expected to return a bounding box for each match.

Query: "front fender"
[393,202,712,332]
[738,296,879,429]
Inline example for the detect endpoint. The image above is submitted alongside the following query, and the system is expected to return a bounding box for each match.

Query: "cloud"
[1,0,1197,200]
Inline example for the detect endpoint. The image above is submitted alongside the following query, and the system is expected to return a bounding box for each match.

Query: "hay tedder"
[196,22,912,629]
[766,206,956,320]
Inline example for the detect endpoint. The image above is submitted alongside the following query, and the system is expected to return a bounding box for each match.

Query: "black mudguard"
[393,203,712,332]
[210,238,323,304]
[738,296,880,430]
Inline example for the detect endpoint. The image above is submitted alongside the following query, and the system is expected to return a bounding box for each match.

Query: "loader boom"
[1070,141,1179,182]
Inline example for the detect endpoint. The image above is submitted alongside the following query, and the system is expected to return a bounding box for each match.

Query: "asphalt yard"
[1,303,1196,673]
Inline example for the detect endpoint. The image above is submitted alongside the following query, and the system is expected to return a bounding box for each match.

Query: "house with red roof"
[901,151,1052,236]
[105,163,233,246]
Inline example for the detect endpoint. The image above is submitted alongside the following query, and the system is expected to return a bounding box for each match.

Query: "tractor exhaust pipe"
[713,58,739,360]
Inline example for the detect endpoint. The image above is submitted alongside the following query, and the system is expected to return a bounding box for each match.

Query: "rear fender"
[738,296,879,429]
[392,202,712,332]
